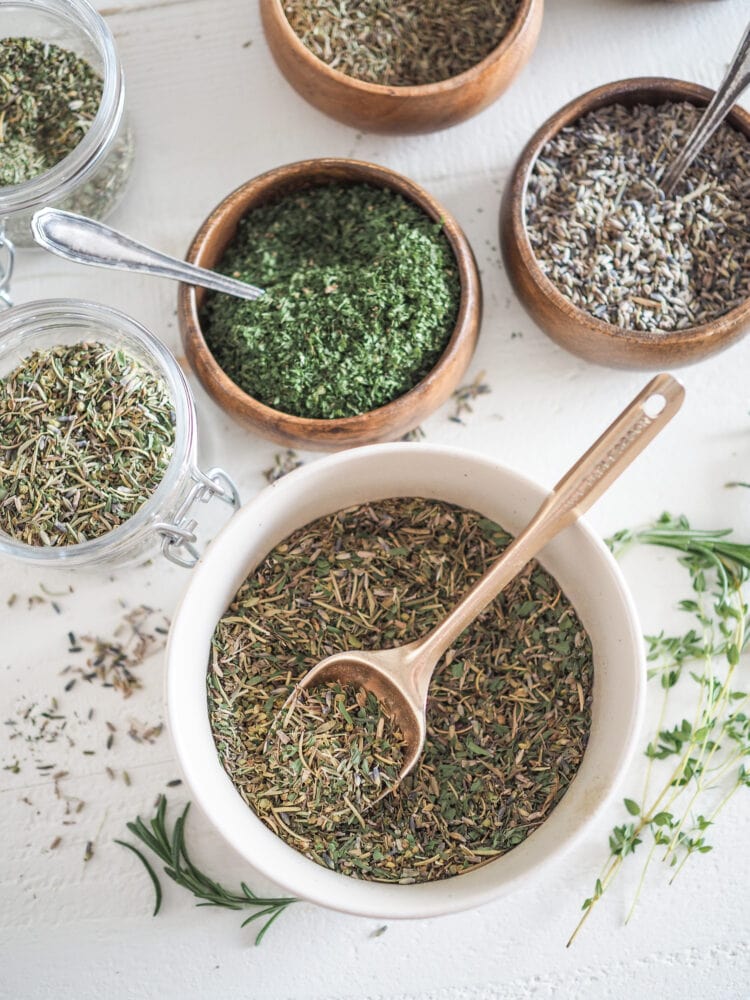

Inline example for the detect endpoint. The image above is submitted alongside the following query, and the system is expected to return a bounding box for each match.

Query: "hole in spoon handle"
[551,373,685,520]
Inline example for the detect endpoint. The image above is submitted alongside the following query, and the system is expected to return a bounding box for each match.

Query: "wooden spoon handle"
[547,372,685,525]
[413,374,684,675]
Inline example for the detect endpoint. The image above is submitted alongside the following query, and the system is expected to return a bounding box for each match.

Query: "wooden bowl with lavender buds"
[501,78,750,369]
[178,158,481,450]
[259,0,543,134]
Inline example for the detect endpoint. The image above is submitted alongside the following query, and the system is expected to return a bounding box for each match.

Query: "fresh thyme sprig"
[569,513,750,946]
[116,795,297,944]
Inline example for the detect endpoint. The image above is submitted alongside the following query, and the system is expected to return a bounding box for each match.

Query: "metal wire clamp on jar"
[0,0,135,305]
[0,300,240,570]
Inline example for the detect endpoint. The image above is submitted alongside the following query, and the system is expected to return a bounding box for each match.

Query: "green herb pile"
[209,497,594,883]
[0,342,175,546]
[282,0,522,87]
[0,38,103,187]
[201,183,461,420]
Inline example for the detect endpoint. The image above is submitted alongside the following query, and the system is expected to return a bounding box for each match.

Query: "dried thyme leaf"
[0,342,175,546]
[209,498,594,883]
[0,38,103,186]
[282,0,522,87]
[261,683,406,839]
[201,184,460,420]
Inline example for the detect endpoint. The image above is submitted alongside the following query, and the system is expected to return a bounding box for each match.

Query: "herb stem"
[117,796,296,944]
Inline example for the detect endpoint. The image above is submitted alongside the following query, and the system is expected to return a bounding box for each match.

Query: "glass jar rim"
[0,0,123,216]
[0,298,196,563]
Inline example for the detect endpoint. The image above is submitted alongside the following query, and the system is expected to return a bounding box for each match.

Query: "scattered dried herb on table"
[0,342,175,546]
[0,38,103,186]
[282,0,522,86]
[201,183,460,419]
[525,102,750,332]
[209,497,594,883]
[263,449,303,484]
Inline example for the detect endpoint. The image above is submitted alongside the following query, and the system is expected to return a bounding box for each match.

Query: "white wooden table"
[2,1,749,997]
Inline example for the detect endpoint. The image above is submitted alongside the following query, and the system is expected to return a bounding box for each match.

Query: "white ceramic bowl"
[166,444,645,919]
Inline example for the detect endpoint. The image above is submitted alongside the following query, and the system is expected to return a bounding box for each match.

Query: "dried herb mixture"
[282,0,522,86]
[209,498,594,883]
[201,183,460,420]
[525,101,750,332]
[264,683,407,828]
[0,38,103,186]
[0,342,175,546]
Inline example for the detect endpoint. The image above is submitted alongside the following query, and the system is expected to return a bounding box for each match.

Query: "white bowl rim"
[166,442,645,920]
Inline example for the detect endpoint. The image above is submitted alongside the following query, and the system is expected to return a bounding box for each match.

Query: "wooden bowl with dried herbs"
[166,444,645,919]
[259,0,543,134]
[501,77,750,369]
[178,159,481,450]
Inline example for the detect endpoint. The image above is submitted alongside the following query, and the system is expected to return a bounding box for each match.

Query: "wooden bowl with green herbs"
[501,77,750,369]
[178,158,481,450]
[259,0,543,134]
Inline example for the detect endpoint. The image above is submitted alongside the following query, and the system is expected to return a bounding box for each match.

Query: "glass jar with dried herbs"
[0,300,239,570]
[0,0,135,298]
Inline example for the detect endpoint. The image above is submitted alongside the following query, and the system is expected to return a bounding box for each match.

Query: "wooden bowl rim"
[179,157,480,437]
[508,76,750,351]
[263,0,540,97]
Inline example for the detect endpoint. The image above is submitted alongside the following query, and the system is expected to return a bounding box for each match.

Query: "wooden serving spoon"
[294,373,685,782]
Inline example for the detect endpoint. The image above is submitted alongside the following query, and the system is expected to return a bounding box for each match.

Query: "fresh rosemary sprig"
[116,795,296,944]
[569,513,750,946]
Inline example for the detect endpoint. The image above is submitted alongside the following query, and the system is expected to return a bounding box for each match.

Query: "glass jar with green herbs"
[0,300,239,570]
[0,0,135,261]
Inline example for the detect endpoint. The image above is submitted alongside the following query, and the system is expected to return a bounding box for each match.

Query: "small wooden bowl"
[178,158,482,450]
[260,0,543,134]
[501,77,750,369]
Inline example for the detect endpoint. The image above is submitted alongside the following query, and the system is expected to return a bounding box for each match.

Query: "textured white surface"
[1,0,749,997]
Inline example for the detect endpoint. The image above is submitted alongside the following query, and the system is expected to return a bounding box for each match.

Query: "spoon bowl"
[297,641,427,780]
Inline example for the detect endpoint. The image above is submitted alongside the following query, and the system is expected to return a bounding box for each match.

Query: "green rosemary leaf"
[239,904,280,926]
[253,906,286,946]
[126,818,162,858]
[119,795,297,943]
[115,840,163,916]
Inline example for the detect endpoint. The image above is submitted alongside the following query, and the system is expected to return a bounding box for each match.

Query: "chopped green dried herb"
[282,0,522,86]
[201,183,460,420]
[209,497,594,883]
[0,38,103,186]
[0,342,175,546]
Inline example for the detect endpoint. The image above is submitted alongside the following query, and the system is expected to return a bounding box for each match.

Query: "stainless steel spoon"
[296,373,685,783]
[661,18,750,197]
[31,208,264,301]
